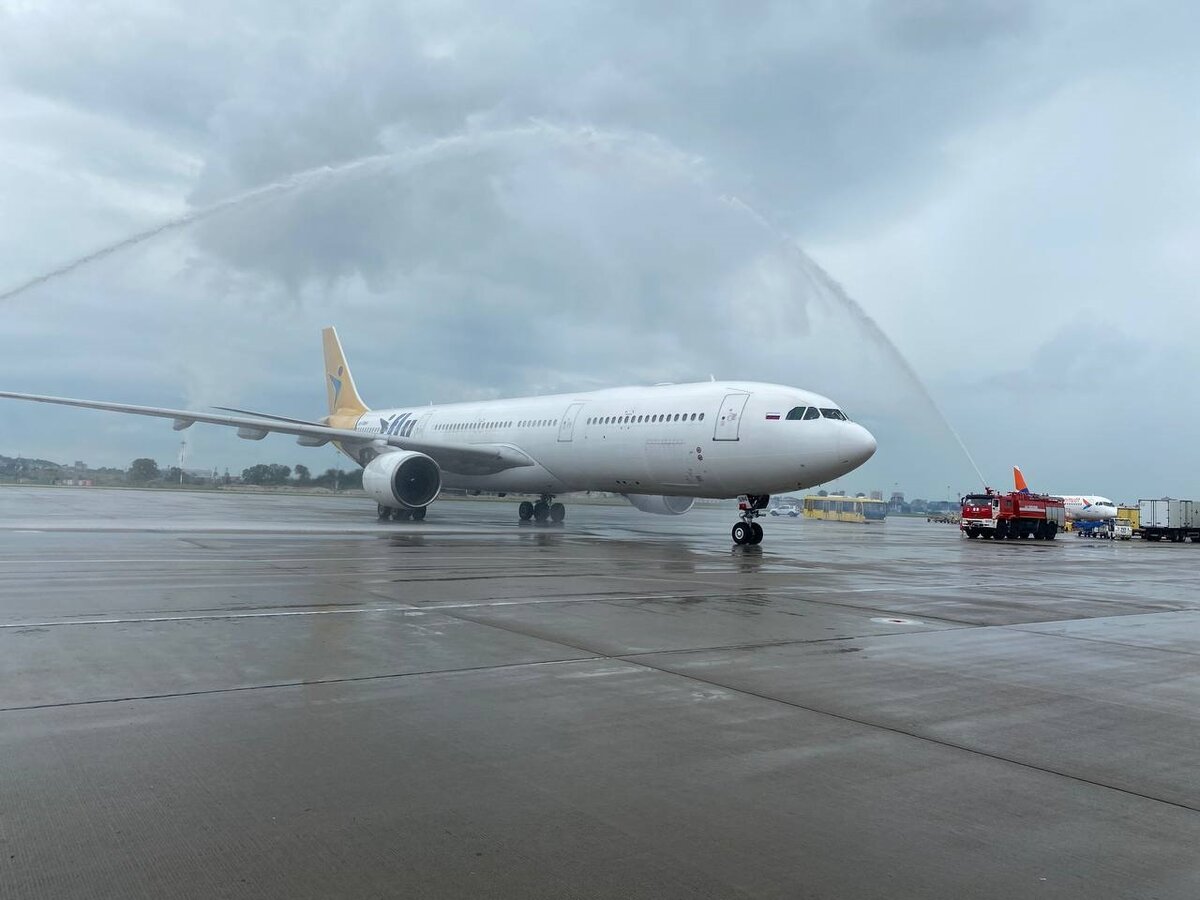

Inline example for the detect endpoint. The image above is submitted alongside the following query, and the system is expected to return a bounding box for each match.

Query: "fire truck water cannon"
[960,490,1066,541]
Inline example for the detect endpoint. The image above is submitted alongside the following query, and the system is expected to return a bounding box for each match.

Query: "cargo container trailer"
[1138,498,1199,542]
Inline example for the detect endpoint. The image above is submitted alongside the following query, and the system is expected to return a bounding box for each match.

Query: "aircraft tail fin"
[322,327,369,419]
[1014,466,1030,494]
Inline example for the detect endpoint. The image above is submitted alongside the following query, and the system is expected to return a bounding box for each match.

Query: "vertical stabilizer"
[1013,466,1030,494]
[322,327,369,420]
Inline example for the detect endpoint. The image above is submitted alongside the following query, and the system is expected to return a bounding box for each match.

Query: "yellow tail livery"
[322,326,369,426]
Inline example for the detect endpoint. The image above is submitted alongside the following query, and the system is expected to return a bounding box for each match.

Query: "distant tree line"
[3,454,363,490]
[123,458,361,490]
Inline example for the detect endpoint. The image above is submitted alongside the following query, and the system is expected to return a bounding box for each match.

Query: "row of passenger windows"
[432,413,706,432]
[433,419,558,432]
[586,412,704,426]
[786,406,848,421]
[413,407,838,435]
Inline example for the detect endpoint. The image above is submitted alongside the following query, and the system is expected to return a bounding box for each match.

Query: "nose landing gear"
[732,495,769,545]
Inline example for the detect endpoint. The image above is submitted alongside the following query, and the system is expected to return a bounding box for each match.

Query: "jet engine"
[362,451,441,509]
[622,494,696,516]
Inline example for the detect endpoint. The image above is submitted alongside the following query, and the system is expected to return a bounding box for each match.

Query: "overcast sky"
[1,0,1197,501]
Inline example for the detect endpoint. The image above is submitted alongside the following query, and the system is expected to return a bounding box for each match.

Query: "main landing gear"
[732,494,769,546]
[377,503,427,522]
[518,495,566,525]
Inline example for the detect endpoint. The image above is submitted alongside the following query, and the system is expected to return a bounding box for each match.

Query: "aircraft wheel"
[377,504,391,520]
[533,501,550,523]
[393,508,412,522]
[409,507,426,522]
[732,522,751,545]
[749,522,764,545]
[518,501,534,521]
[549,502,566,523]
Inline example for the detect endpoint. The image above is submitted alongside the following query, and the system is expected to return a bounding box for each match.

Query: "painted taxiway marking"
[0,607,418,628]
[0,588,974,630]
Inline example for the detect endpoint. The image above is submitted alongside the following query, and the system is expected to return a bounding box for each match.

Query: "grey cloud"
[872,0,1033,52]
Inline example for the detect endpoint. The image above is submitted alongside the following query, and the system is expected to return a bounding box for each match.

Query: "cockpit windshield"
[819,408,848,421]
[785,406,826,421]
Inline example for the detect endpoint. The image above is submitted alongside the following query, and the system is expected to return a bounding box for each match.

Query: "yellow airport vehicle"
[1117,505,1140,531]
[802,495,888,523]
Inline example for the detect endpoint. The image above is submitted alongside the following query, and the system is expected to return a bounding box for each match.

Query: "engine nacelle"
[622,493,696,516]
[362,451,441,509]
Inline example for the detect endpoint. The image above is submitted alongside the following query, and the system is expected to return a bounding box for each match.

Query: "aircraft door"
[713,393,750,441]
[557,402,585,442]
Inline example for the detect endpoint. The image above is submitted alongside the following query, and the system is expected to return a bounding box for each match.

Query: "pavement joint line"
[1000,623,1200,658]
[44,597,1181,819]
[0,655,602,713]
[424,604,1200,815]
[615,653,1200,816]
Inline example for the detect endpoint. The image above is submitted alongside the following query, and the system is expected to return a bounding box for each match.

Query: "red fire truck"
[960,489,1066,540]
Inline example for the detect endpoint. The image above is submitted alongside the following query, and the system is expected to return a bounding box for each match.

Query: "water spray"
[0,121,985,486]
[722,196,987,488]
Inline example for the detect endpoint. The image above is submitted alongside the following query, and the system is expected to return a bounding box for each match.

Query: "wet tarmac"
[2,485,1199,899]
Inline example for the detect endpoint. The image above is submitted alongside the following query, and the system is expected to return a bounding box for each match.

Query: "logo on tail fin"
[328,365,344,408]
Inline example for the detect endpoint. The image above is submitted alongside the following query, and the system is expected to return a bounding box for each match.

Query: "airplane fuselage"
[1057,495,1118,521]
[346,381,876,499]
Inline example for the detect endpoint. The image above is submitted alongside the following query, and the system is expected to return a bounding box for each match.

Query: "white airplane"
[1013,466,1117,522]
[0,327,877,545]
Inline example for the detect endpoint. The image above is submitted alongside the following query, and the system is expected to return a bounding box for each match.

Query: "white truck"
[1109,520,1133,541]
[1138,498,1198,542]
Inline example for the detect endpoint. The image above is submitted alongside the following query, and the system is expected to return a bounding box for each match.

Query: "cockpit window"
[819,408,848,421]
[786,407,807,420]
[803,407,820,420]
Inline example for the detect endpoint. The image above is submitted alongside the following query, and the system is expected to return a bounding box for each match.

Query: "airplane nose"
[843,423,877,467]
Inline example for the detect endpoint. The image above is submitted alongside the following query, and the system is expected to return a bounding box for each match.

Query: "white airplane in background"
[1013,466,1117,521]
[0,327,877,545]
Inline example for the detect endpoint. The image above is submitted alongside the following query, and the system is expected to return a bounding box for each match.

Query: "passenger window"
[698,413,704,421]
[786,407,806,420]
[803,407,820,420]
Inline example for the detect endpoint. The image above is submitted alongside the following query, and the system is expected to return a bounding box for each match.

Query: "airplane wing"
[0,391,534,476]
